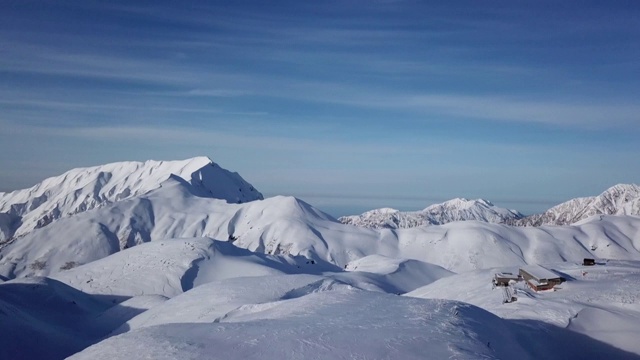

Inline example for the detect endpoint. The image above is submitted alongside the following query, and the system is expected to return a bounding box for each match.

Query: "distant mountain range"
[340,184,640,229]
[339,198,524,229]
[3,157,640,360]
[1,157,639,281]
[511,183,640,226]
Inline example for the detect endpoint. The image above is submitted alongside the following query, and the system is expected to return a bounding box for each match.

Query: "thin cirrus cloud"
[1,1,639,216]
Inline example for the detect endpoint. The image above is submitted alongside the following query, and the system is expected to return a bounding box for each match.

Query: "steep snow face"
[0,157,262,241]
[340,198,523,229]
[515,184,640,226]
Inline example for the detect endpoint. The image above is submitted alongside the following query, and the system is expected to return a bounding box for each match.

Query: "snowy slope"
[0,157,262,241]
[7,245,639,360]
[343,254,454,293]
[515,184,640,226]
[3,170,640,279]
[70,287,531,360]
[0,276,163,360]
[5,159,640,359]
[0,241,466,359]
[51,237,339,299]
[406,260,640,357]
[340,198,523,229]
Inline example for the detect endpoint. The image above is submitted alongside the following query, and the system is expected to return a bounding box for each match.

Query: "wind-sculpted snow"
[340,198,523,229]
[0,157,262,241]
[69,288,531,360]
[513,183,640,226]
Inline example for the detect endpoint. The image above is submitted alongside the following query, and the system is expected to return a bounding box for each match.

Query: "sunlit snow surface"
[4,241,640,359]
[2,159,640,359]
[69,289,528,360]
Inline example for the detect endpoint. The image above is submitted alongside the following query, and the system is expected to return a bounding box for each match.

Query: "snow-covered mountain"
[2,168,640,279]
[513,184,640,226]
[3,158,640,359]
[339,198,524,229]
[2,159,640,281]
[341,184,640,229]
[0,157,262,242]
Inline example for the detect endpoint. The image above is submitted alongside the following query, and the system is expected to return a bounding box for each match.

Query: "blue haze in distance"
[1,1,639,216]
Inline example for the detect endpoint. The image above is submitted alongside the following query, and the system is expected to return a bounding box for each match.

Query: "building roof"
[520,265,560,281]
[495,272,519,280]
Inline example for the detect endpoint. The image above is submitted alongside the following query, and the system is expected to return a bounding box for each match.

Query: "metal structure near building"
[493,272,520,303]
[493,272,520,287]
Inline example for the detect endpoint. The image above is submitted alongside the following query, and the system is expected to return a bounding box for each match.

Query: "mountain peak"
[340,198,522,229]
[0,157,262,241]
[602,183,640,195]
[515,183,640,226]
[434,198,495,209]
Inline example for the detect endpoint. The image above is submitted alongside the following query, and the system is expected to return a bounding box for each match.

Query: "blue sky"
[1,1,639,216]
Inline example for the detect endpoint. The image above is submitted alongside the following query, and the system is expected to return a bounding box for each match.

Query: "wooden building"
[519,265,564,291]
[583,258,596,266]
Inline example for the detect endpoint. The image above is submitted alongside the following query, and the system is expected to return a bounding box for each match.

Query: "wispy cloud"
[402,94,640,128]
[1,121,431,156]
[1,1,639,215]
[186,89,252,97]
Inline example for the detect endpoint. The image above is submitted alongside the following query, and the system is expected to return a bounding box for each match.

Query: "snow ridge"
[340,184,640,229]
[0,157,262,241]
[339,198,523,229]
[513,183,640,226]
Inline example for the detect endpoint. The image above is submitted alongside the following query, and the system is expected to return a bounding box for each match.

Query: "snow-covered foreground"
[4,239,640,359]
[407,260,640,358]
[69,288,529,360]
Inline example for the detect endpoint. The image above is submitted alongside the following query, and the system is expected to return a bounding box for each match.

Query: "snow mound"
[567,307,640,355]
[0,157,262,241]
[343,254,454,293]
[114,274,324,333]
